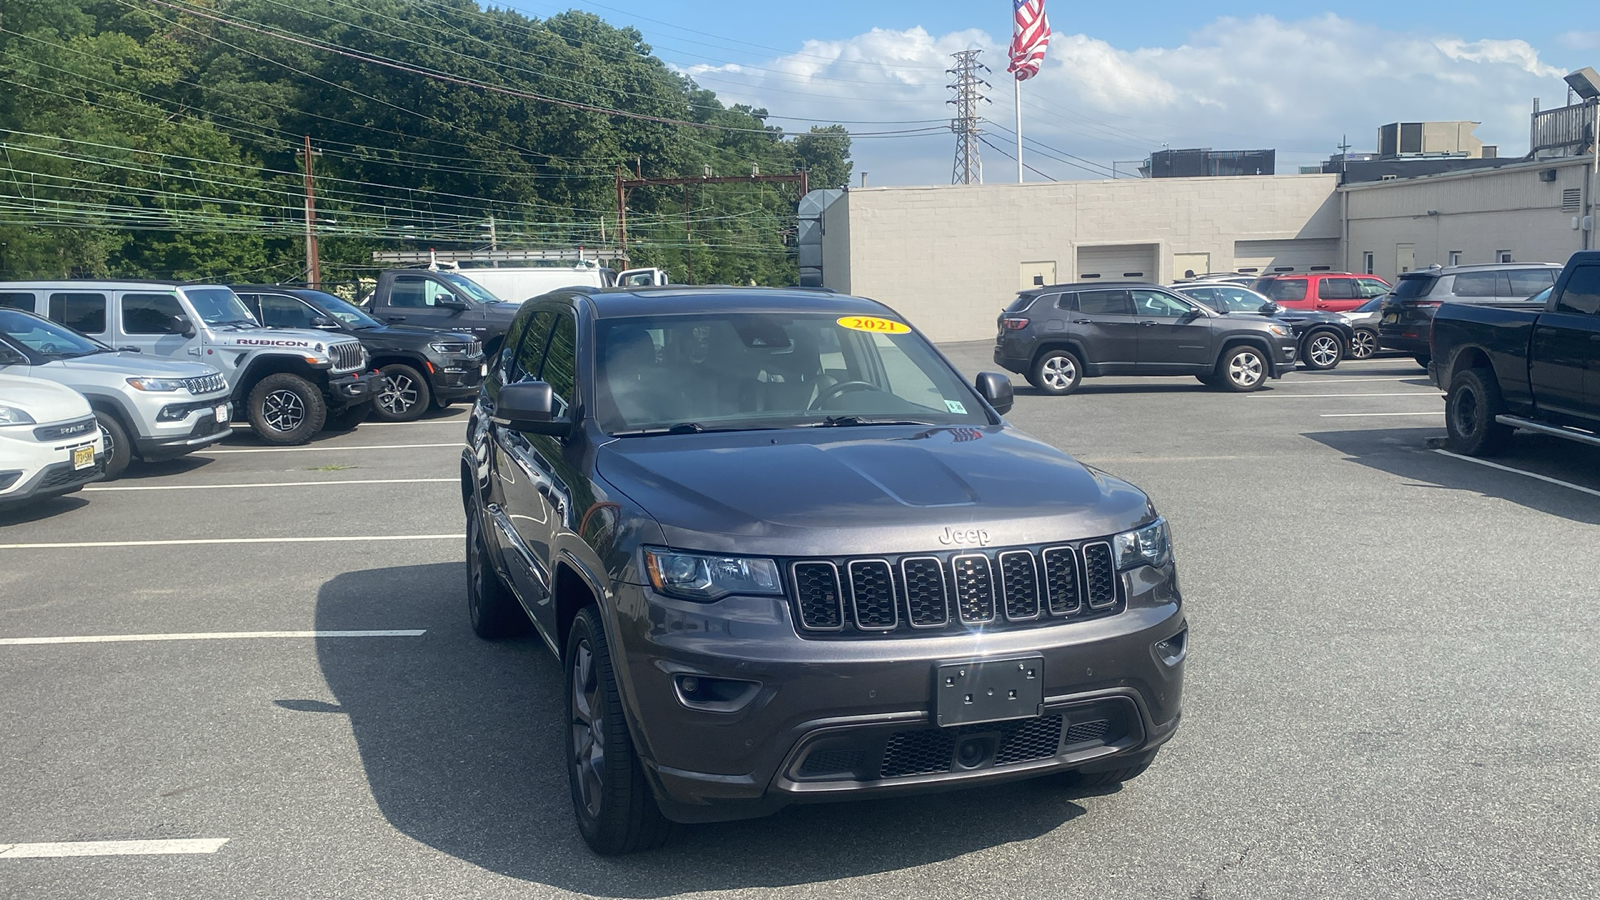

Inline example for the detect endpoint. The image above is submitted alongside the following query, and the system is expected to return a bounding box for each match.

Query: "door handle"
[386,315,407,322]
[1589,334,1600,342]
[1140,320,1158,327]
[1071,319,1091,325]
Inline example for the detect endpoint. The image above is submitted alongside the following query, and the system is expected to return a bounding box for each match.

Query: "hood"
[0,374,92,420]
[1273,308,1342,325]
[597,425,1155,557]
[354,323,478,347]
[204,327,360,351]
[42,353,221,380]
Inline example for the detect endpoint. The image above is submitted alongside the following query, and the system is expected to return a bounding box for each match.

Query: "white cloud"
[675,15,1575,187]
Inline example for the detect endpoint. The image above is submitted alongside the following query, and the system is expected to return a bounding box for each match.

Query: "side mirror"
[1259,302,1281,315]
[974,372,1014,415]
[175,315,197,338]
[438,295,470,310]
[309,315,341,330]
[493,381,573,436]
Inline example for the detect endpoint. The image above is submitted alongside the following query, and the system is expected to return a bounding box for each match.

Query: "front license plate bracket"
[934,656,1044,727]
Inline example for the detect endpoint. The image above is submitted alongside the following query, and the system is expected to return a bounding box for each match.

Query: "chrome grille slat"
[792,562,844,631]
[1082,541,1117,609]
[329,341,364,372]
[950,554,995,624]
[847,560,898,631]
[183,373,227,395]
[900,556,949,628]
[1041,546,1082,617]
[998,550,1041,621]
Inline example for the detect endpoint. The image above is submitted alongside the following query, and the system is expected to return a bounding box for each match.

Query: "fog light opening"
[1155,628,1188,667]
[672,674,761,713]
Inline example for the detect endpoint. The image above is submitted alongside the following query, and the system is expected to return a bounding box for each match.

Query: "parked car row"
[0,279,487,506]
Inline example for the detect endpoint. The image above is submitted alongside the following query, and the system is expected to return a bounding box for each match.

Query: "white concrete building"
[819,176,1342,342]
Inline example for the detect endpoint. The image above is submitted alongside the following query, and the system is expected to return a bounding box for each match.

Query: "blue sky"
[501,1,1597,185]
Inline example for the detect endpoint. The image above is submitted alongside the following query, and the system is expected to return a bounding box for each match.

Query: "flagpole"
[1015,76,1024,183]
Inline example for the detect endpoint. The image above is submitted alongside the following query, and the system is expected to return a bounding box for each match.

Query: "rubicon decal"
[233,339,313,348]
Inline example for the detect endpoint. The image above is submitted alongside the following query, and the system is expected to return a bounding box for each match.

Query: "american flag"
[1007,0,1052,81]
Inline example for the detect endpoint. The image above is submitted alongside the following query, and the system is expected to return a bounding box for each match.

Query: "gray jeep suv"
[994,282,1298,394]
[462,286,1187,854]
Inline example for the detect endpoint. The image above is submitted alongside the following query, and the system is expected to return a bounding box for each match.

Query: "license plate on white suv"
[71,444,95,471]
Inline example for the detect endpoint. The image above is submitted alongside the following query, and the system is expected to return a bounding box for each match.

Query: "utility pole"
[299,135,320,287]
[486,214,498,251]
[947,50,991,185]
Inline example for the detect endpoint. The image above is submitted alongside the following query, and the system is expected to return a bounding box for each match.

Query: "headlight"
[1113,518,1171,570]
[1267,325,1291,337]
[429,341,475,354]
[125,377,185,392]
[644,548,783,602]
[0,405,37,426]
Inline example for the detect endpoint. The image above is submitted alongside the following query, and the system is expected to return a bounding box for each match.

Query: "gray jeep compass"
[462,286,1187,854]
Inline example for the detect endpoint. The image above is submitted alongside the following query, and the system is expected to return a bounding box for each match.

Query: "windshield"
[0,308,106,359]
[594,313,992,434]
[1391,275,1437,300]
[1353,296,1385,313]
[185,287,258,325]
[1254,278,1308,302]
[302,290,382,328]
[1188,286,1273,314]
[437,273,504,305]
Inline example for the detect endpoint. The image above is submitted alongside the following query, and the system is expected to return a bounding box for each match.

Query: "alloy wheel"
[1308,335,1342,368]
[571,640,606,819]
[1042,356,1076,390]
[97,422,115,462]
[261,389,305,432]
[379,373,419,415]
[1349,329,1377,359]
[1229,351,1264,388]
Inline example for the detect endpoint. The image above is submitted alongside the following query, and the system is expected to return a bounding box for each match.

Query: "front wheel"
[466,502,529,639]
[566,606,672,855]
[1030,349,1082,395]
[246,373,326,445]
[1302,330,1344,370]
[373,363,432,422]
[1348,327,1378,360]
[1216,346,1268,392]
[93,411,132,480]
[1445,367,1513,456]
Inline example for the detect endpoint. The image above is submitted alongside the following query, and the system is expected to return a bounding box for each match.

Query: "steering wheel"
[807,380,885,410]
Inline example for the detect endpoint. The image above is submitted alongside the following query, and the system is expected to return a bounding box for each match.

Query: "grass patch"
[305,464,356,472]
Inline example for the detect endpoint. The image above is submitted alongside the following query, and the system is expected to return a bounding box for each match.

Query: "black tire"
[246,373,326,445]
[93,411,132,480]
[1301,329,1344,371]
[1413,354,1432,370]
[373,363,432,423]
[1215,345,1268,392]
[1348,327,1378,360]
[325,402,371,432]
[1065,759,1154,790]
[1030,349,1082,395]
[1445,367,1513,456]
[566,606,672,855]
[466,502,530,639]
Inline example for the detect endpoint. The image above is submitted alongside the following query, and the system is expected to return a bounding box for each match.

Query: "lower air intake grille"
[994,715,1065,765]
[1082,542,1117,609]
[793,562,844,630]
[880,715,1066,778]
[1064,719,1110,745]
[798,749,864,777]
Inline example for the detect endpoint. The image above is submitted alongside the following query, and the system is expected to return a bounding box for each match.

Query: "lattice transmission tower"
[947,50,991,185]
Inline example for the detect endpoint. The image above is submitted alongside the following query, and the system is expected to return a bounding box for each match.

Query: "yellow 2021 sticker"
[837,315,910,334]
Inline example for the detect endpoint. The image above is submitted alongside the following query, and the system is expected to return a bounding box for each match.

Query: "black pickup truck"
[1430,251,1600,455]
[362,269,520,361]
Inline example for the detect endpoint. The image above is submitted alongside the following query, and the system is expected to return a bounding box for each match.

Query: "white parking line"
[1252,392,1441,399]
[0,534,462,550]
[202,443,459,454]
[0,630,424,646]
[1319,411,1443,418]
[86,478,456,492]
[1432,449,1600,499]
[1285,377,1428,384]
[0,839,228,858]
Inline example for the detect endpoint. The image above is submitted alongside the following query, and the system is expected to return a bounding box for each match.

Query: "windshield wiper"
[611,422,771,437]
[812,415,941,428]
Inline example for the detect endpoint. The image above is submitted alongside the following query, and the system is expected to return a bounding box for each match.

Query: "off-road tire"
[246,373,326,445]
[1348,327,1378,360]
[1031,349,1083,395]
[566,606,672,855]
[1216,345,1268,392]
[373,363,431,423]
[1445,367,1513,456]
[466,502,530,639]
[93,411,132,480]
[1302,329,1344,371]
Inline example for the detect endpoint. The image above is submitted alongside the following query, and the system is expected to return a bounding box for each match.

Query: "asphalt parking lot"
[2,348,1597,899]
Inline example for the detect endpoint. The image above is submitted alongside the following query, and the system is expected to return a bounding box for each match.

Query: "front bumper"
[135,402,233,460]
[611,565,1186,824]
[0,455,105,505]
[1272,340,1298,376]
[328,369,380,405]
[428,354,487,402]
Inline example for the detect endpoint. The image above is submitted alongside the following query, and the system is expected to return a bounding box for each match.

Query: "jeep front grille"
[329,341,364,372]
[183,373,227,395]
[789,540,1124,638]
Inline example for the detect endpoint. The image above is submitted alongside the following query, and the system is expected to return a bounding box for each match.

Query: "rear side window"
[1451,272,1499,298]
[1554,266,1600,316]
[1391,275,1437,299]
[1005,294,1038,313]
[122,293,186,334]
[1507,269,1556,297]
[1258,279,1307,302]
[1075,290,1132,315]
[1317,279,1359,300]
[48,292,107,334]
[1052,293,1077,311]
[0,292,36,312]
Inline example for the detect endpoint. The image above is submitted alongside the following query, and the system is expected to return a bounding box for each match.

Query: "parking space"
[2,350,1597,899]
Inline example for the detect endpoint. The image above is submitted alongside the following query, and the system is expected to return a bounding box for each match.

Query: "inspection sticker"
[945,400,967,414]
[837,316,911,334]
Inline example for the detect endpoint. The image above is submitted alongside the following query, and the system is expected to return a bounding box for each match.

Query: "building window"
[1361,252,1375,274]
[1497,250,1513,263]
[1448,250,1462,266]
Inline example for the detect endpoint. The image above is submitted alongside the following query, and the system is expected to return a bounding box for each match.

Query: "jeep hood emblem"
[938,526,991,547]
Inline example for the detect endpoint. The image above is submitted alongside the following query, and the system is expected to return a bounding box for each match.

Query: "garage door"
[1233,239,1338,275]
[1076,244,1159,281]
